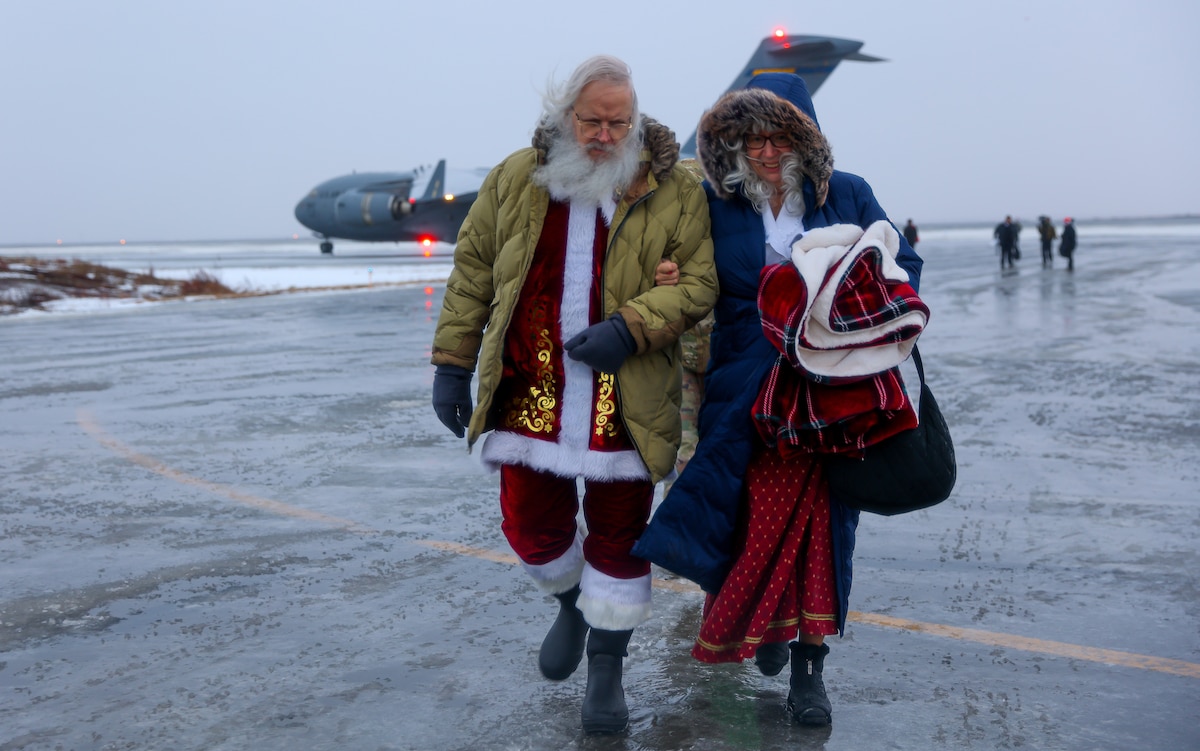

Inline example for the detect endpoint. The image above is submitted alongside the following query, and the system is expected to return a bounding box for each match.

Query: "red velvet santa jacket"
[430,117,717,483]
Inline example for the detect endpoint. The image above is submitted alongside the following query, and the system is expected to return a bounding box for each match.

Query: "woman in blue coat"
[634,73,924,726]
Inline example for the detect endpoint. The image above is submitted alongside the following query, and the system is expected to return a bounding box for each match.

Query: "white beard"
[533,129,643,210]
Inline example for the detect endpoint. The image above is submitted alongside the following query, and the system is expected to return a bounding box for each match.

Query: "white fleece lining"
[577,562,652,630]
[786,220,926,379]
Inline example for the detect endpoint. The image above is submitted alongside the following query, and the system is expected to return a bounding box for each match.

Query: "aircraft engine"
[391,196,413,218]
[333,191,411,227]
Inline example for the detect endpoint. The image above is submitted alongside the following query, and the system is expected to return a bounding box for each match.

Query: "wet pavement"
[2,221,1198,750]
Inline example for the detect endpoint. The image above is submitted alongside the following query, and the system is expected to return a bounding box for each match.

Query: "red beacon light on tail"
[772,26,791,48]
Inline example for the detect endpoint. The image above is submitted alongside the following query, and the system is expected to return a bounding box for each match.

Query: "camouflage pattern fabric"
[675,311,714,474]
[666,158,714,488]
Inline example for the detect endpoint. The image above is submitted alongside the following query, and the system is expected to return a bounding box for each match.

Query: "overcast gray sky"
[2,0,1196,244]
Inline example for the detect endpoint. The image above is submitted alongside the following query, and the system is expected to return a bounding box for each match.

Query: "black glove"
[563,315,636,374]
[432,364,473,438]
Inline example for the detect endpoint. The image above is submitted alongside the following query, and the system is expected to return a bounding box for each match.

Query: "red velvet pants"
[499,463,653,579]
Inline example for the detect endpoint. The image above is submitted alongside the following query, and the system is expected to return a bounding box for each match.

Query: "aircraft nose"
[294,195,315,226]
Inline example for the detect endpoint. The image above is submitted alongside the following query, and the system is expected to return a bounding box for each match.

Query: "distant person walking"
[994,215,1017,270]
[1038,216,1057,267]
[903,218,919,248]
[1060,217,1077,271]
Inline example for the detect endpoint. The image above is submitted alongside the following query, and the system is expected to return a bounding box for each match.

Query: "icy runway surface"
[2,221,1198,750]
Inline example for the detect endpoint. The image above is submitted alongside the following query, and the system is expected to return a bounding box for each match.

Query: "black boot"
[538,586,589,681]
[754,641,791,676]
[787,642,832,726]
[581,628,633,734]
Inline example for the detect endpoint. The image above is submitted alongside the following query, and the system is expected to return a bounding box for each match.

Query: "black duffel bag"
[825,347,956,515]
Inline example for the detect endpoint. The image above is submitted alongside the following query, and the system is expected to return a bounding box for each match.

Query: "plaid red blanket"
[754,221,926,456]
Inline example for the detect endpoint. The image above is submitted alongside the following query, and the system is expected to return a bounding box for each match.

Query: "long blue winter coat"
[633,73,924,633]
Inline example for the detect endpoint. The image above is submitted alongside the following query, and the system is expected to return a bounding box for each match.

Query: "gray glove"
[432,364,473,438]
[563,315,636,374]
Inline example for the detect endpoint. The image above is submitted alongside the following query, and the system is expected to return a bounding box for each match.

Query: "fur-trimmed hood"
[531,114,680,197]
[696,74,833,209]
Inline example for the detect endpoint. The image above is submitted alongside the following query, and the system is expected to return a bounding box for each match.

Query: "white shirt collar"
[760,203,806,264]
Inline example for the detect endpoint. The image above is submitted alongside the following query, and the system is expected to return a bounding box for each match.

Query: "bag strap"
[911,344,926,385]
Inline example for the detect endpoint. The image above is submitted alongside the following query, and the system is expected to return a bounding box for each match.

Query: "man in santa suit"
[431,54,716,733]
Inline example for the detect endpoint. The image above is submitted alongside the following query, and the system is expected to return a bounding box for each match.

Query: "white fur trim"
[480,431,650,481]
[577,563,652,630]
[559,204,598,459]
[520,529,584,595]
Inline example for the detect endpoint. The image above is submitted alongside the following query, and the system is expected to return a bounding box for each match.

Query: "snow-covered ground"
[5,217,1198,318]
[1,239,456,317]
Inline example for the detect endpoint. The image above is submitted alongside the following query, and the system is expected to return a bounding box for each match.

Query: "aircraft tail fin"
[680,31,882,158]
[419,159,447,202]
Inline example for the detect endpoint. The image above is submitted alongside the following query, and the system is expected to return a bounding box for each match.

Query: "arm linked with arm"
[616,178,718,353]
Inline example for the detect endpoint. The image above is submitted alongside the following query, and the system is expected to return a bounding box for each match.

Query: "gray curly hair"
[720,135,807,216]
[539,55,642,139]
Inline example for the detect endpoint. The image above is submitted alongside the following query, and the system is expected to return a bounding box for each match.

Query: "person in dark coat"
[994,215,1017,269]
[633,72,923,727]
[1038,216,1057,267]
[903,218,919,247]
[1060,217,1077,270]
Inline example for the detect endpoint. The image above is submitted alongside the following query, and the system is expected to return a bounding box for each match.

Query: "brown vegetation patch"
[0,256,253,315]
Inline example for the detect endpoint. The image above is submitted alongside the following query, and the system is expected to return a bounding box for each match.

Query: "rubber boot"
[581,628,633,734]
[754,641,791,676]
[538,586,589,681]
[786,642,832,726]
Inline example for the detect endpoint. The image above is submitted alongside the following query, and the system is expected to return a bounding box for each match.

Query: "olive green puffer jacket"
[431,117,717,483]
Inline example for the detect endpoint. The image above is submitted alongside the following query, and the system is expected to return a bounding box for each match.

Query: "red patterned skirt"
[692,445,838,663]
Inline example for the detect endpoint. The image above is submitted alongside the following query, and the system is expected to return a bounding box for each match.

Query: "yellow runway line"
[415,541,1200,679]
[849,611,1200,679]
[77,408,375,534]
[80,409,1198,680]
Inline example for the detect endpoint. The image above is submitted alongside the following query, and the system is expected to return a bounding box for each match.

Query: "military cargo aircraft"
[293,28,881,254]
[293,159,474,254]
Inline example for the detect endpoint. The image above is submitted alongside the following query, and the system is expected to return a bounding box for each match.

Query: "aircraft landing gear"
[320,240,333,254]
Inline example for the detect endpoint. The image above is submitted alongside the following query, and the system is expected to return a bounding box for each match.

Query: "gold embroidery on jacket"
[594,372,618,437]
[503,325,557,434]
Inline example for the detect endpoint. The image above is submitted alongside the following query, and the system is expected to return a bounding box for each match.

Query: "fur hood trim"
[531,115,680,187]
[696,88,832,208]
